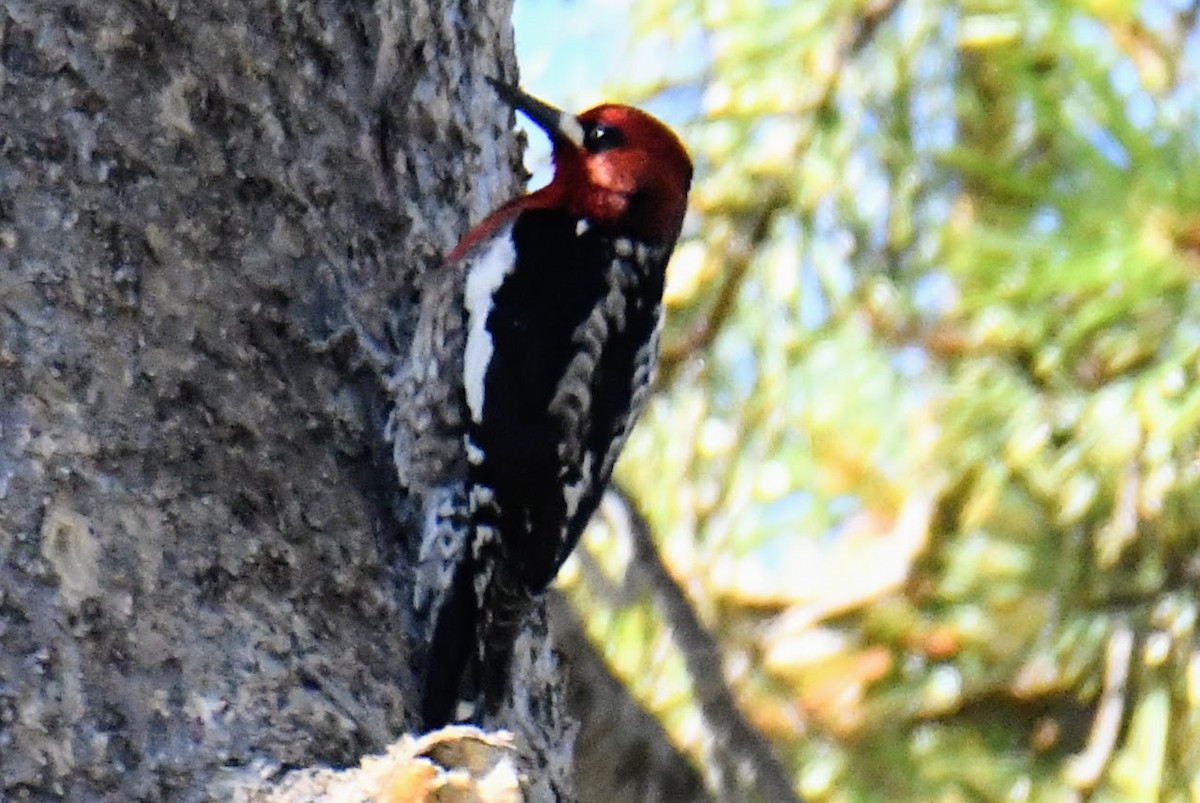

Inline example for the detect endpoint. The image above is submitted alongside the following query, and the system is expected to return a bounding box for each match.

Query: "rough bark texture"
[0,1,525,799]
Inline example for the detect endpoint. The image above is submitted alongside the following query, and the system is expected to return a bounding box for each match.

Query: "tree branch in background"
[551,594,713,803]
[603,489,805,803]
[657,202,777,386]
[657,2,900,389]
[847,0,904,54]
[1064,623,1134,793]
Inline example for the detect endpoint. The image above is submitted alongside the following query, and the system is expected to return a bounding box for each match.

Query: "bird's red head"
[450,81,693,262]
[541,101,693,248]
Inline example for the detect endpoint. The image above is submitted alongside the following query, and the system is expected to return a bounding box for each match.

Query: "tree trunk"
[0,1,535,799]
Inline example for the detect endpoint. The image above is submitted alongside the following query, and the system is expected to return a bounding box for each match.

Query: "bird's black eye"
[583,123,625,153]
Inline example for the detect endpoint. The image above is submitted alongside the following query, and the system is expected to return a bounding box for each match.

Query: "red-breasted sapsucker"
[390,79,692,729]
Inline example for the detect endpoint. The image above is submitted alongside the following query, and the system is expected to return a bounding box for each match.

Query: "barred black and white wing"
[409,207,672,727]
[465,209,669,597]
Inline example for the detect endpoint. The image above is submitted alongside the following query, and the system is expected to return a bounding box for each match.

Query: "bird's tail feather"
[419,547,478,730]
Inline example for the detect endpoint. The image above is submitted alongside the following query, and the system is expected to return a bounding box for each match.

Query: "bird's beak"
[486,78,585,149]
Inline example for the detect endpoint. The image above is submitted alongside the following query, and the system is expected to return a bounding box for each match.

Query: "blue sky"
[510,0,706,184]
[511,0,627,182]
[513,0,628,106]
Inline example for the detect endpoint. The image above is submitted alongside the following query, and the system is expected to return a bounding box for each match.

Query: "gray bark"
[0,1,525,799]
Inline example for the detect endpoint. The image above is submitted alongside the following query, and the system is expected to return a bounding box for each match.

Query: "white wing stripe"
[463,232,517,423]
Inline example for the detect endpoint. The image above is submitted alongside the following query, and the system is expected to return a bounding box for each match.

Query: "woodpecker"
[390,79,692,729]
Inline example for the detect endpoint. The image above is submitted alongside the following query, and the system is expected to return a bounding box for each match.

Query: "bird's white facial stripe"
[463,233,517,423]
[558,113,585,148]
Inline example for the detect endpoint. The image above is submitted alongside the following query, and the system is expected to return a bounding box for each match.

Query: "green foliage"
[562,0,1200,799]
